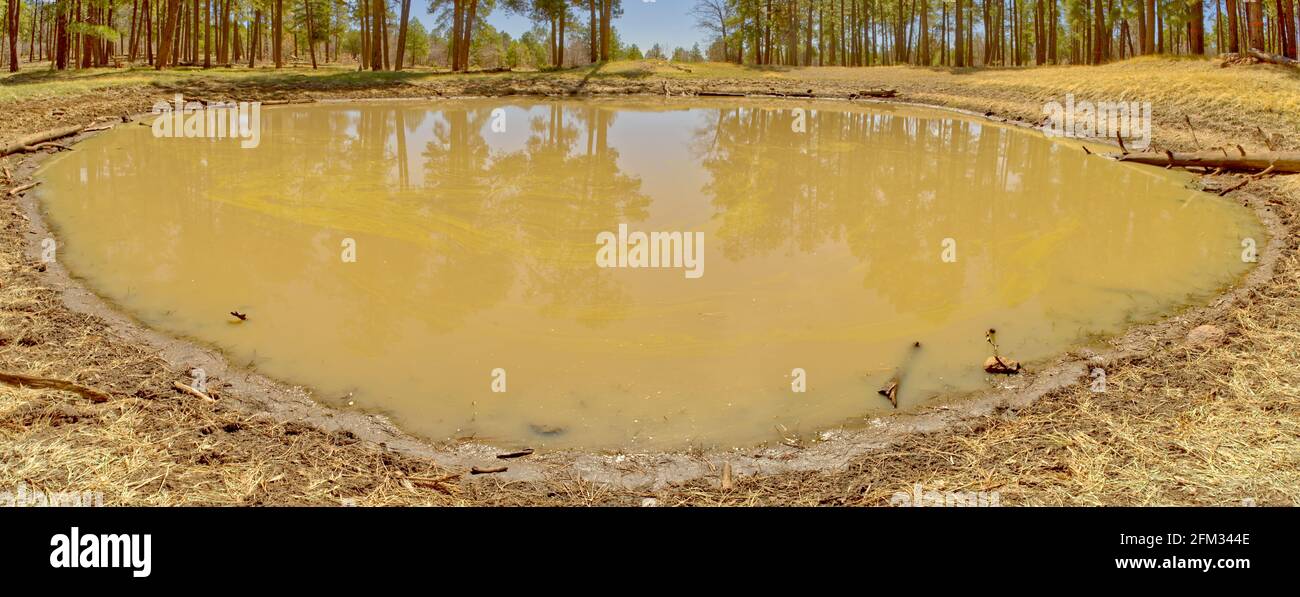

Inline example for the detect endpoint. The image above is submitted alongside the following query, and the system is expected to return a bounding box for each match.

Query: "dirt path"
[2,59,1297,505]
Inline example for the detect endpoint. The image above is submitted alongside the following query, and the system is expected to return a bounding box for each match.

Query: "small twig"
[1184,116,1201,149]
[496,448,535,459]
[172,381,215,401]
[22,142,73,152]
[1218,178,1250,197]
[1256,126,1275,151]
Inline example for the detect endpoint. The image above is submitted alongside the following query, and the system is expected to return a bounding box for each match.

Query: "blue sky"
[413,1,707,54]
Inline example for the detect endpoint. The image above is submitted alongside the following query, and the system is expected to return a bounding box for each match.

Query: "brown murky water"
[35,98,1262,449]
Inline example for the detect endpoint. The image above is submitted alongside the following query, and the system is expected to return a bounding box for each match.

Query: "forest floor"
[1,57,1297,505]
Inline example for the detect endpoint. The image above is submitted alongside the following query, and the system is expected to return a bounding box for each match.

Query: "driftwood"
[1113,150,1300,173]
[18,142,74,153]
[878,379,899,408]
[7,181,41,197]
[0,123,87,157]
[854,89,898,98]
[877,341,922,409]
[0,371,111,403]
[172,381,215,401]
[721,461,734,490]
[495,448,535,459]
[983,355,1022,374]
[470,465,508,475]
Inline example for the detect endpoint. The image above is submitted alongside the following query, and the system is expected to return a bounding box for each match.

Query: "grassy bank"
[1,57,1297,505]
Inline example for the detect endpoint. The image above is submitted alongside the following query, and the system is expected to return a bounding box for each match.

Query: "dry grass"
[1,58,1298,505]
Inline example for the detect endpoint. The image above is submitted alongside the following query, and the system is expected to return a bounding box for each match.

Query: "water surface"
[35,98,1262,449]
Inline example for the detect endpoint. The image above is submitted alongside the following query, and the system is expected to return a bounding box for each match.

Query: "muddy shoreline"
[3,82,1287,493]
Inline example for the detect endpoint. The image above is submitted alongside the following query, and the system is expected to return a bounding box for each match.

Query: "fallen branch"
[0,123,87,157]
[854,89,898,98]
[877,341,922,409]
[172,381,215,401]
[0,371,111,403]
[19,142,74,153]
[470,465,508,475]
[1217,178,1250,196]
[1113,150,1300,173]
[496,448,535,459]
[7,181,40,197]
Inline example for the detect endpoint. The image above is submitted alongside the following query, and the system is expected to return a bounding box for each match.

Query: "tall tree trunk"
[304,0,316,67]
[1190,0,1205,53]
[6,0,19,71]
[394,0,410,69]
[600,0,610,61]
[955,0,964,65]
[1092,0,1104,63]
[249,9,259,67]
[369,0,383,69]
[156,0,181,69]
[273,0,282,67]
[459,0,476,69]
[1246,0,1265,50]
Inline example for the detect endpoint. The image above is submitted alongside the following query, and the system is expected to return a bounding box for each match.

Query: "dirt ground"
[1,57,1297,505]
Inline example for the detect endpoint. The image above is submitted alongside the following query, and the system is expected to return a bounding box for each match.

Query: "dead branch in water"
[0,371,111,403]
[1112,150,1300,173]
[877,341,922,409]
[0,124,88,157]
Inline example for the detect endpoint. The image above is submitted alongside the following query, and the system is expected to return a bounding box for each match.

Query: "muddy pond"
[34,98,1262,449]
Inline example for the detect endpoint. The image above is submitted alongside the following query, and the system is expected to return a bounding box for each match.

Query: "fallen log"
[853,89,898,98]
[1247,50,1300,67]
[1112,150,1300,173]
[0,371,111,403]
[0,123,87,157]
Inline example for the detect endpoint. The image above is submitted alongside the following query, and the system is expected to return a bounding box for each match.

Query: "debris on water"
[878,378,899,408]
[529,424,565,436]
[471,465,508,475]
[496,448,535,459]
[983,356,1022,374]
